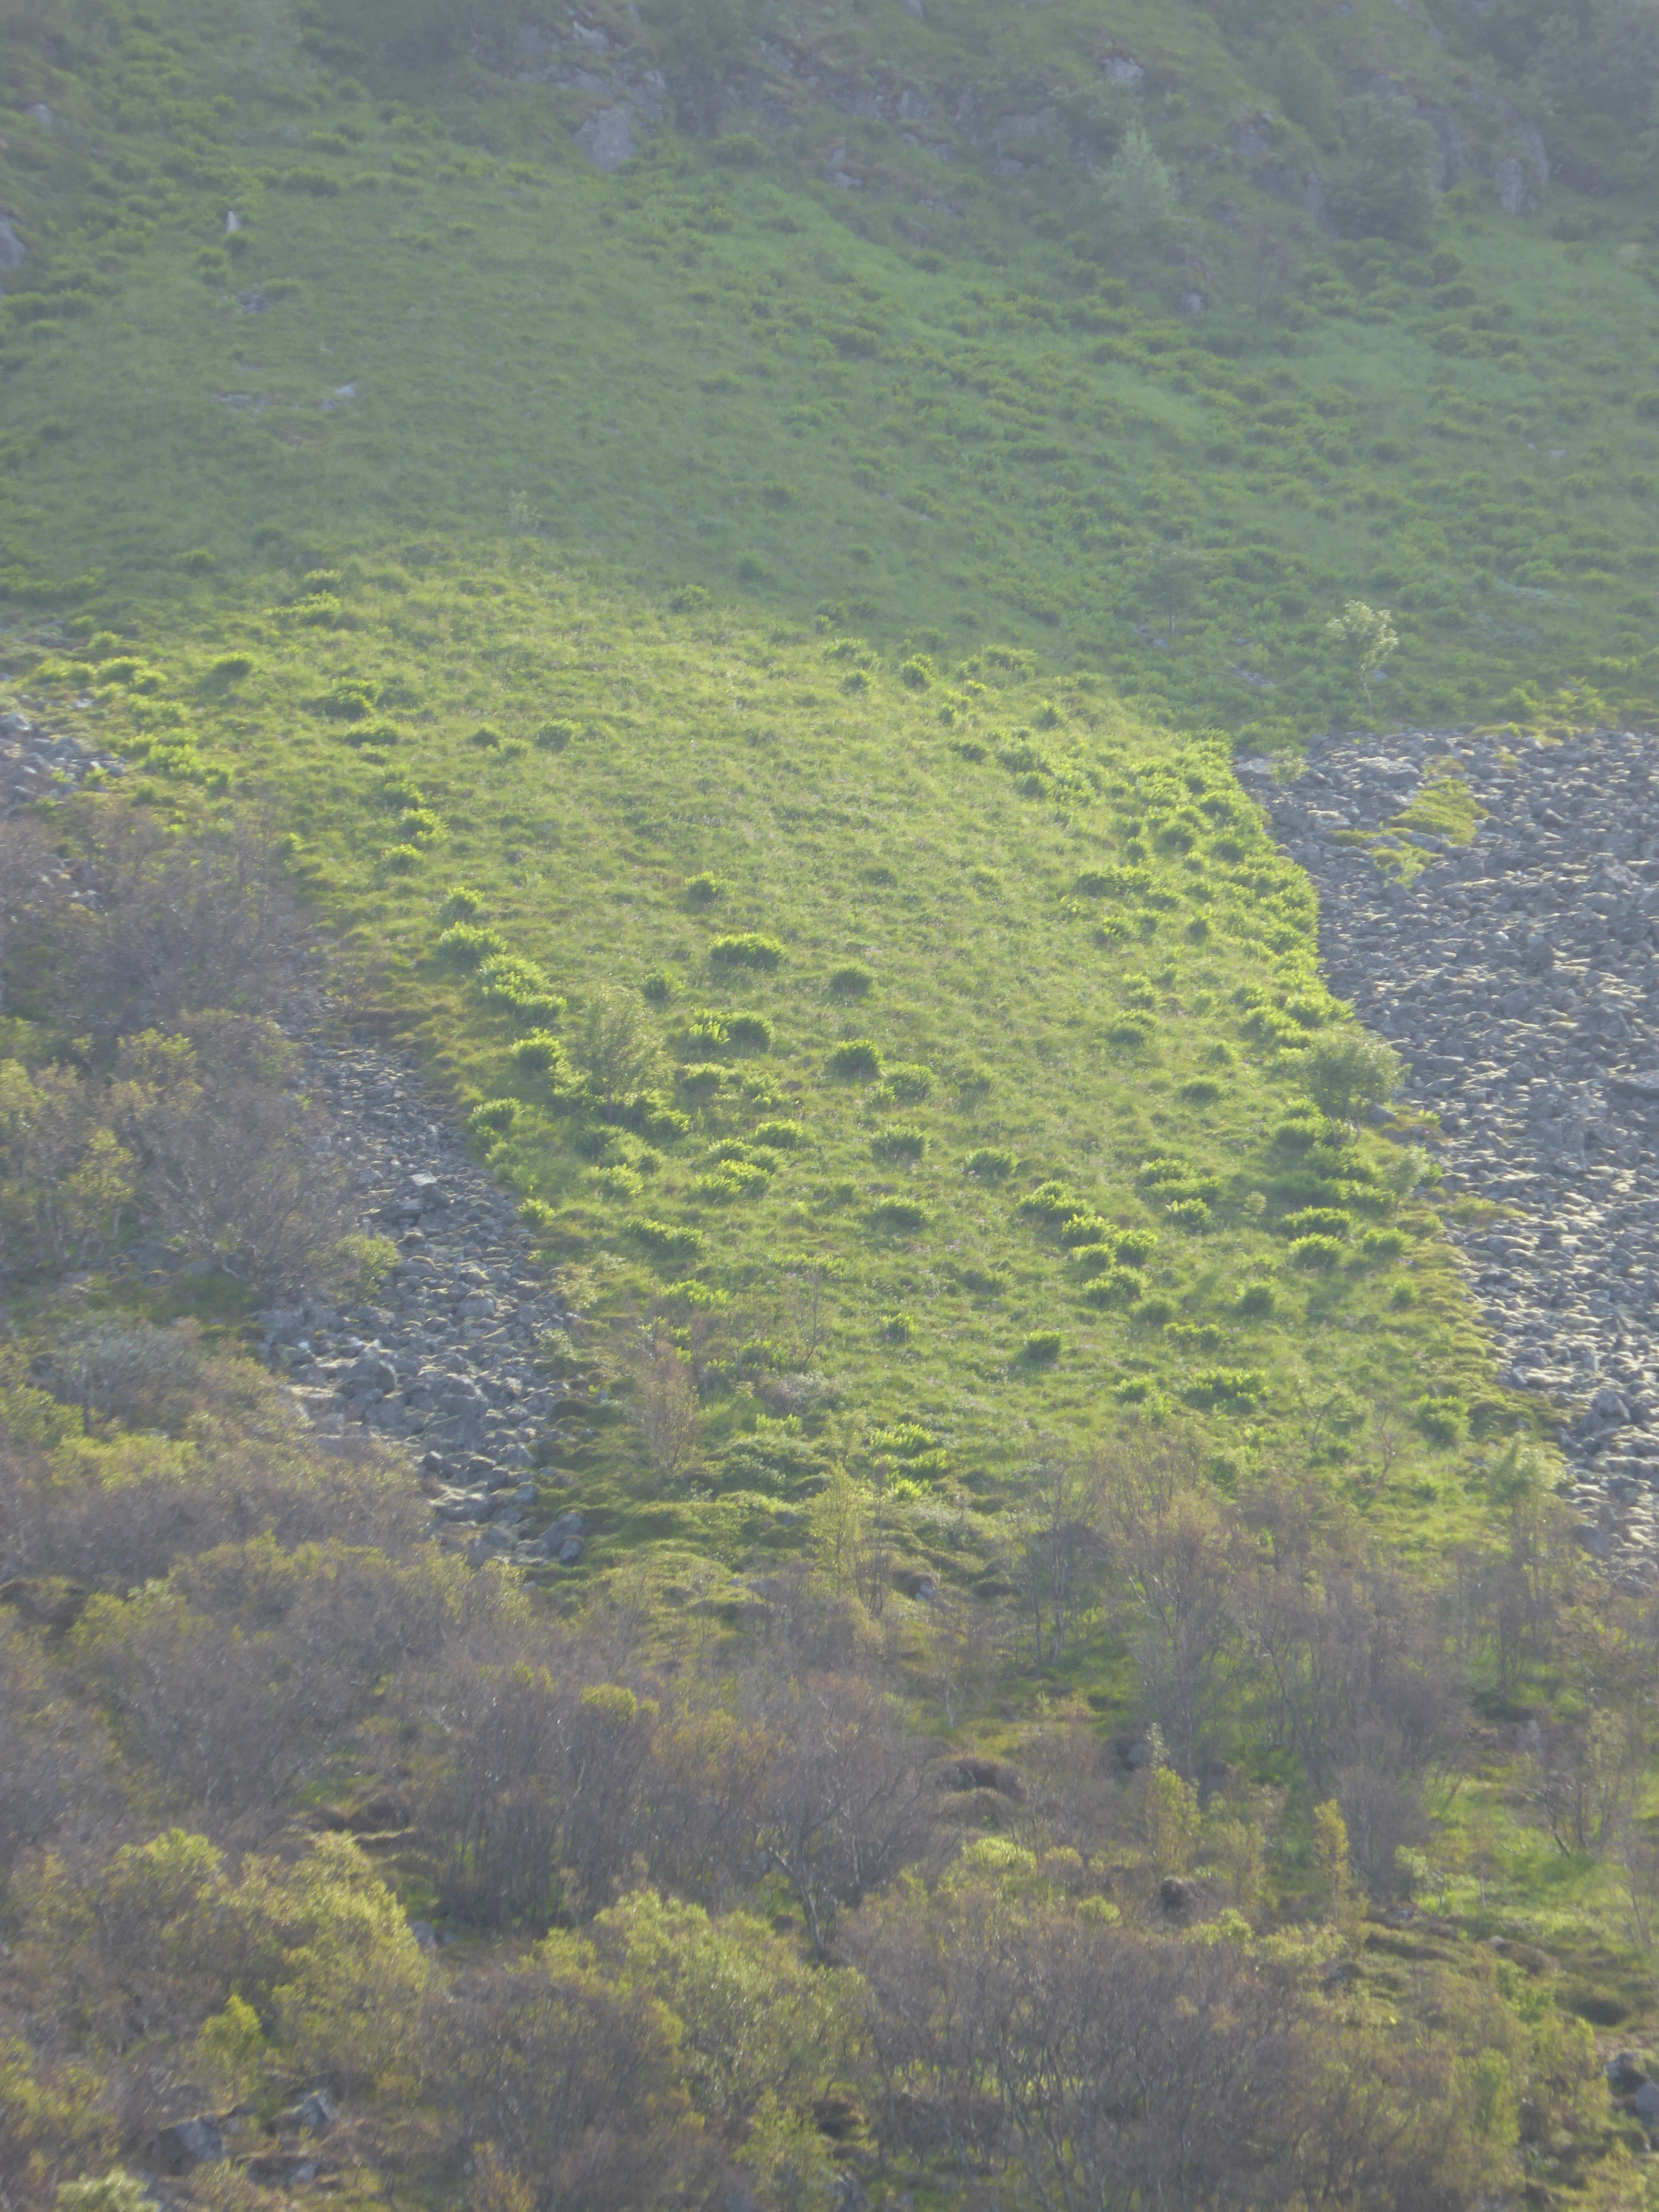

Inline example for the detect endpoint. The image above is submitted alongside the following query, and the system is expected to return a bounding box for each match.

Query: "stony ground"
[1247,726,1659,1571]
[251,1038,590,1570]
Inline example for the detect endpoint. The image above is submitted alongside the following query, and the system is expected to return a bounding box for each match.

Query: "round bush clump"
[877,1062,934,1103]
[710,933,785,971]
[535,720,573,751]
[1018,1331,1062,1367]
[1083,1269,1143,1308]
[1235,1281,1277,1317]
[436,923,508,968]
[676,1062,728,1104]
[868,1197,928,1234]
[828,962,875,998]
[871,1125,927,1164]
[1178,1078,1222,1105]
[1167,1198,1211,1231]
[965,1147,1016,1181]
[625,1216,706,1263]
[1071,1242,1117,1279]
[752,1118,806,1150]
[468,1098,519,1134]
[1282,1207,1351,1241]
[1289,1233,1344,1271]
[829,1039,882,1080]
[1111,1228,1158,1267]
[726,1012,774,1053]
[683,872,726,907]
[382,844,423,874]
[511,1031,565,1074]
[641,970,676,1006]
[880,1312,914,1343]
[1130,1295,1176,1326]
[439,885,485,923]
[684,1012,729,1051]
[1415,1393,1468,1447]
[1107,1014,1155,1047]
[1058,1212,1112,1249]
[1360,1226,1406,1260]
[1019,1180,1081,1219]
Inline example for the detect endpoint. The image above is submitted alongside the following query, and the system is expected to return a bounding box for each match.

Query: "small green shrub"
[828,1040,882,1080]
[1107,1014,1155,1046]
[880,1312,914,1343]
[726,1012,774,1052]
[1184,1368,1269,1411]
[868,1197,928,1234]
[478,955,562,1021]
[684,1012,729,1052]
[710,933,785,970]
[965,1147,1016,1181]
[469,1097,519,1134]
[1113,1378,1152,1404]
[1290,1234,1345,1271]
[676,1062,728,1103]
[642,970,676,1006]
[1304,1028,1403,1121]
[1112,1228,1158,1267]
[1019,1331,1062,1367]
[439,885,485,922]
[1271,1113,1323,1155]
[203,651,255,687]
[511,1031,567,1075]
[1082,1269,1143,1308]
[684,872,728,907]
[626,1216,706,1263]
[469,723,503,749]
[752,1119,806,1149]
[1131,1296,1176,1326]
[877,1062,934,1102]
[1415,1393,1468,1447]
[1236,1281,1277,1317]
[1178,1078,1223,1105]
[1071,1242,1118,1279]
[1360,1226,1406,1260]
[1391,1282,1418,1308]
[872,1124,927,1163]
[1166,1198,1212,1231]
[382,844,424,873]
[828,962,874,998]
[535,720,573,751]
[1282,1207,1351,1240]
[436,923,508,968]
[1019,1180,1082,1218]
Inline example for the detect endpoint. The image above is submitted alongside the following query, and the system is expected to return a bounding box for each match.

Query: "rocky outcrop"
[1249,725,1659,1570]
[253,1038,594,1571]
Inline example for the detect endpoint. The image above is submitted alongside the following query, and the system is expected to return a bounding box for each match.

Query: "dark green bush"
[1131,1296,1176,1326]
[1290,1234,1344,1271]
[1166,1197,1212,1232]
[871,1125,927,1164]
[642,970,676,1007]
[468,1097,519,1135]
[439,885,485,923]
[1057,1211,1112,1248]
[828,1040,882,1080]
[1178,1078,1223,1105]
[965,1147,1016,1181]
[1183,1367,1268,1411]
[828,962,874,998]
[1360,1226,1406,1260]
[1282,1207,1351,1240]
[1112,1228,1159,1267]
[626,1216,706,1263]
[436,923,508,968]
[478,955,562,1022]
[535,720,573,751]
[1236,1281,1277,1317]
[675,1062,728,1104]
[511,1031,566,1075]
[710,933,784,970]
[726,1012,774,1053]
[1081,1268,1142,1308]
[1415,1392,1468,1447]
[752,1118,806,1149]
[1070,1242,1117,1278]
[1019,1181,1080,1218]
[868,1197,928,1234]
[1018,1331,1062,1367]
[683,872,727,907]
[876,1063,934,1104]
[1107,1014,1155,1046]
[879,1312,914,1344]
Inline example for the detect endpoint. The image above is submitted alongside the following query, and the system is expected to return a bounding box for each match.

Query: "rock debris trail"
[252,1035,591,1570]
[1246,726,1659,1573]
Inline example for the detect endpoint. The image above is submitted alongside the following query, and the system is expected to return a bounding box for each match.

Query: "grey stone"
[1634,2079,1659,2130]
[576,105,635,171]
[0,218,24,273]
[156,2117,226,2169]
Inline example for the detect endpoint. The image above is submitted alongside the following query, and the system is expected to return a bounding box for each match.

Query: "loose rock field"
[1252,727,1659,1570]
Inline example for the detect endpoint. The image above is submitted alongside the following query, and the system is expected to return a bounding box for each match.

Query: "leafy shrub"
[1282,1207,1351,1240]
[1107,1014,1155,1046]
[683,872,727,907]
[469,1098,519,1135]
[1236,1281,1277,1317]
[436,923,507,968]
[1271,1113,1323,1155]
[478,956,562,1022]
[469,723,502,750]
[1184,1368,1269,1411]
[1360,1227,1406,1260]
[871,1125,927,1164]
[204,652,255,687]
[726,1012,773,1053]
[1058,1211,1112,1248]
[1178,1078,1222,1105]
[828,1040,881,1080]
[710,933,784,970]
[1415,1393,1468,1447]
[1112,1228,1158,1267]
[1304,1028,1403,1122]
[676,1062,728,1104]
[692,1162,770,1201]
[382,844,423,873]
[1019,1180,1081,1218]
[1070,1242,1117,1278]
[1167,1198,1212,1231]
[535,720,573,751]
[966,1147,1016,1181]
[868,1197,927,1234]
[1330,97,1437,248]
[752,1119,806,1149]
[684,1012,729,1052]
[626,1216,705,1262]
[1082,1269,1143,1308]
[877,1062,934,1103]
[880,1312,914,1344]
[641,970,675,1006]
[1018,1331,1062,1367]
[1290,1234,1344,1271]
[511,1031,566,1075]
[828,962,874,998]
[439,885,485,923]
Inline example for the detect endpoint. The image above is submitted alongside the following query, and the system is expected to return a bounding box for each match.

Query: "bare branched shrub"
[628,1332,699,1481]
[0,1057,134,1278]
